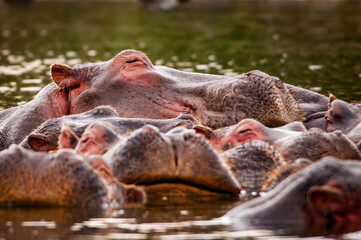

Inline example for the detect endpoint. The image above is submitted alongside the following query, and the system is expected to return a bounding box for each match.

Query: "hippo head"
[104,125,241,196]
[325,94,361,134]
[194,119,305,151]
[51,50,162,117]
[51,50,302,129]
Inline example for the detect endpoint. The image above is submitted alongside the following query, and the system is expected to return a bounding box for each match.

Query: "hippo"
[1,49,331,150]
[0,145,144,207]
[50,50,302,129]
[71,121,122,157]
[0,83,68,150]
[275,130,361,162]
[195,118,361,161]
[68,123,286,194]
[285,84,330,130]
[325,94,361,148]
[97,125,241,196]
[224,156,361,235]
[261,158,312,191]
[220,140,284,193]
[194,118,306,151]
[21,105,200,152]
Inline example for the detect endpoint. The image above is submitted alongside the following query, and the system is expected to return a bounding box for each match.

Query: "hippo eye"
[126,57,139,64]
[237,129,251,134]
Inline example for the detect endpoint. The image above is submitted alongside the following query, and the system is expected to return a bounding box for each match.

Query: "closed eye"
[126,58,139,64]
[237,129,251,134]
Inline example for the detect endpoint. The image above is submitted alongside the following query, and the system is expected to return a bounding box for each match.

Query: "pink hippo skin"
[194,118,361,162]
[50,50,302,129]
[194,118,306,151]
[0,49,330,150]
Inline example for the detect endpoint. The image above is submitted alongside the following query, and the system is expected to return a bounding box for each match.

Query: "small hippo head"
[73,121,121,158]
[194,119,305,151]
[325,94,361,134]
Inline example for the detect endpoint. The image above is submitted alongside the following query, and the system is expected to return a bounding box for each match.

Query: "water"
[0,0,361,239]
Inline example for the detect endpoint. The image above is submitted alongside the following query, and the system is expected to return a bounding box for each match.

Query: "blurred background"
[0,0,361,110]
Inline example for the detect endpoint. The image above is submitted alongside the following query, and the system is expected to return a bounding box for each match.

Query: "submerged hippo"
[196,118,361,161]
[194,118,306,151]
[224,156,361,235]
[220,140,284,193]
[325,94,361,147]
[71,121,122,157]
[21,105,199,152]
[67,123,285,194]
[0,145,144,207]
[0,83,68,150]
[102,125,241,196]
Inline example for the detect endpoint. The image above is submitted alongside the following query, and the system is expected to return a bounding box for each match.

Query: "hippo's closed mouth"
[137,179,239,195]
[152,97,197,118]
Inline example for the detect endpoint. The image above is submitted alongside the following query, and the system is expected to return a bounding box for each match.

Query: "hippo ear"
[307,183,346,217]
[59,125,79,149]
[28,134,58,152]
[193,125,213,139]
[51,64,80,88]
[328,93,338,104]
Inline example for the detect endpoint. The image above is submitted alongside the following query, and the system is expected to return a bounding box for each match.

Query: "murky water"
[1,0,361,239]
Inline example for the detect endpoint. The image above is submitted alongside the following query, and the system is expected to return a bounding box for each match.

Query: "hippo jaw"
[105,125,241,196]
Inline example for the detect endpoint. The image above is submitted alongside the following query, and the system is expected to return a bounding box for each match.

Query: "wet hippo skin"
[0,145,144,207]
[50,50,302,129]
[0,49,333,150]
[224,156,361,236]
[21,105,200,152]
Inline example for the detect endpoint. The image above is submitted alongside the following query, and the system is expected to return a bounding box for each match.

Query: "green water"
[0,0,361,239]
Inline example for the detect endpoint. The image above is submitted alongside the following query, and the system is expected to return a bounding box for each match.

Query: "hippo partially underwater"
[0,145,145,207]
[0,49,329,150]
[0,49,360,236]
[224,157,361,236]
